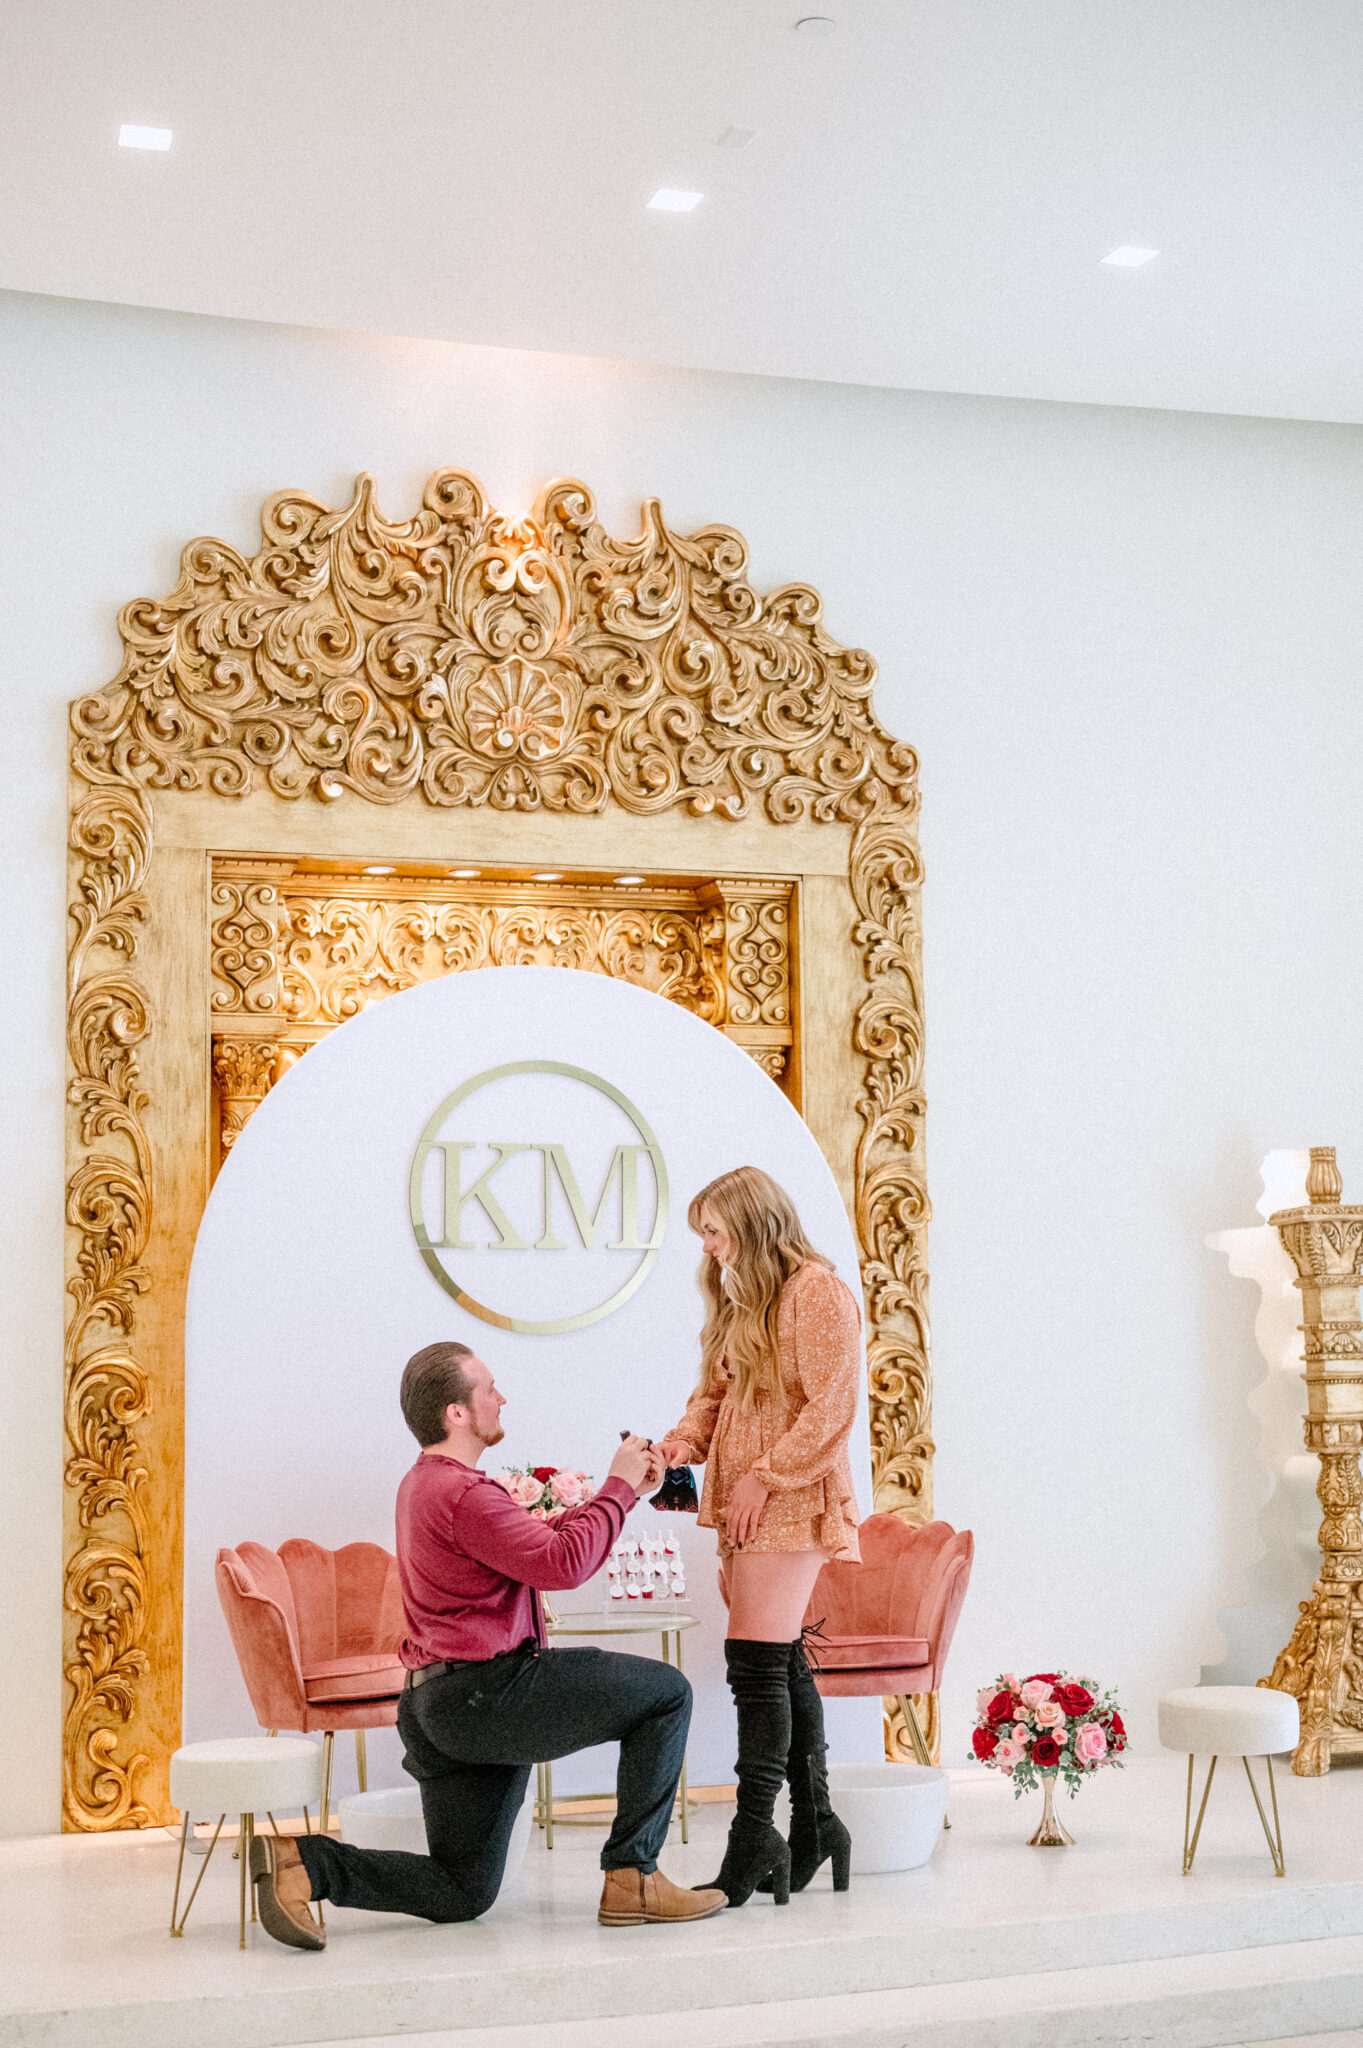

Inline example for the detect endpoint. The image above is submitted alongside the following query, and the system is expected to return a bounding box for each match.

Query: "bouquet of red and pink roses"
[494,1464,595,1519]
[971,1670,1126,1797]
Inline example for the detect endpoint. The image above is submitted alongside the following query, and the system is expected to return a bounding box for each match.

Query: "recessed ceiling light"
[1100,245,1159,268]
[119,124,172,151]
[647,188,704,213]
[614,875,646,886]
[793,15,836,35]
[448,867,481,879]
[362,864,396,875]
[717,126,758,151]
[532,871,564,882]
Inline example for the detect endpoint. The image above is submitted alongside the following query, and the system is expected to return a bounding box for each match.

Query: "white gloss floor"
[3,1755,1363,2048]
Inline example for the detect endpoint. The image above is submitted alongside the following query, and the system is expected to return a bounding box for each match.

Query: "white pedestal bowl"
[338,1779,537,1886]
[776,1761,948,1874]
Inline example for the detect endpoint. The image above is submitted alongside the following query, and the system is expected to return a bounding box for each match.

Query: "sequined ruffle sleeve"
[749,1265,861,1494]
[671,1386,723,1463]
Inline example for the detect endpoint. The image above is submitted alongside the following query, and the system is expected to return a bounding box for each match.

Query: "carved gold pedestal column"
[1261,1147,1363,1774]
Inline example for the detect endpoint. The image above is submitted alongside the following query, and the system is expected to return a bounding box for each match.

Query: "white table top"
[547,1610,698,1636]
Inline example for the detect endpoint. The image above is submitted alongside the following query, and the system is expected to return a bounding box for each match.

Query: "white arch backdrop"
[185,966,880,1796]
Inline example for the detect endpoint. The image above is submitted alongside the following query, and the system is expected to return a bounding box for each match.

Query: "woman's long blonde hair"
[690,1165,833,1408]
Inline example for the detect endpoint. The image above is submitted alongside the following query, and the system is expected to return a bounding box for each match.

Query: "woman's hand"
[723,1471,769,1548]
[656,1435,694,1470]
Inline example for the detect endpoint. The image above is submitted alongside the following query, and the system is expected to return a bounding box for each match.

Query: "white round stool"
[1157,1685,1299,1877]
[776,1763,948,1874]
[168,1737,323,1945]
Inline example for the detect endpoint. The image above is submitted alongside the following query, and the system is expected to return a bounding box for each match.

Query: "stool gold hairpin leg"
[354,1729,368,1794]
[1242,1754,1286,1877]
[1183,1753,1217,1873]
[319,1731,335,1838]
[169,1813,226,1937]
[238,1813,253,1947]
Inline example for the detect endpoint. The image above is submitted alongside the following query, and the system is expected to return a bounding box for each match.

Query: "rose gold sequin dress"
[670,1262,863,1562]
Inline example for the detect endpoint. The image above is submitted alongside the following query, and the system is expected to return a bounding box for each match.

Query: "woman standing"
[657,1165,862,1908]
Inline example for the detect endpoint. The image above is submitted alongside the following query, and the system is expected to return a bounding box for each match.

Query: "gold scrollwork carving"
[64,777,155,1830]
[272,894,713,1023]
[73,472,914,823]
[67,473,925,1823]
[212,1037,281,1153]
[851,812,932,1515]
[210,880,283,1015]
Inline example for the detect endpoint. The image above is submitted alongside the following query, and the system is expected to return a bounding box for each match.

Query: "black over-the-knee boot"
[698,1638,793,1908]
[779,1636,851,1892]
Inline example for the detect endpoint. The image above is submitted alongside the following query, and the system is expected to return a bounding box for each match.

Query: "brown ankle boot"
[249,1834,326,1950]
[598,1867,726,1925]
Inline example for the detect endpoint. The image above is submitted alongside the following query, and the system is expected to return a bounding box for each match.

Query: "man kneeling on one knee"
[252,1340,726,1946]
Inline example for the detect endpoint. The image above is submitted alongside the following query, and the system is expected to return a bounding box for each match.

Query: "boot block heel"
[770,1842,792,1905]
[831,1836,851,1892]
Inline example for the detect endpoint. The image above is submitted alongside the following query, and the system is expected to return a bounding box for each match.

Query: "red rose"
[1107,1711,1126,1750]
[1053,1683,1094,1716]
[972,1726,999,1762]
[531,1467,558,1483]
[986,1689,1017,1726]
[1032,1735,1061,1768]
[1024,1672,1061,1686]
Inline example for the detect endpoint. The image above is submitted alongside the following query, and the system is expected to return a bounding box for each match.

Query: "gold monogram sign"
[409,1059,670,1335]
[65,472,931,1826]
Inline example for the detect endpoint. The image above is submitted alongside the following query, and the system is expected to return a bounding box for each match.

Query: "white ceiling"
[3,0,1362,423]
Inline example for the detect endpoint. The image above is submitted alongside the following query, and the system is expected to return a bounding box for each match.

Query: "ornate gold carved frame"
[65,474,931,1829]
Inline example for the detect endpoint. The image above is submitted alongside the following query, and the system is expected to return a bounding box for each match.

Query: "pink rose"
[976,1686,998,1717]
[1034,1699,1065,1729]
[995,1732,1026,1768]
[550,1471,589,1507]
[1076,1723,1107,1766]
[509,1473,543,1507]
[1019,1678,1052,1709]
[1000,1672,1019,1691]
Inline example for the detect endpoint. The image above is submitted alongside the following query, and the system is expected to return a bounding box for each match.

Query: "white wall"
[4,285,1362,1834]
[184,968,877,1798]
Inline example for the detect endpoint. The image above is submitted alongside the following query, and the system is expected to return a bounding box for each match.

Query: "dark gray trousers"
[296,1641,690,1922]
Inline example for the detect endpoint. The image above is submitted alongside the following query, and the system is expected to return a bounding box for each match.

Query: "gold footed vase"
[1027,1772,1075,1847]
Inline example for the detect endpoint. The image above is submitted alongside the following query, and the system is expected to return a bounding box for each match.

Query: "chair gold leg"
[673,1629,690,1843]
[898,1692,948,1825]
[355,1728,368,1794]
[320,1730,334,1838]
[544,1759,554,1849]
[1184,1754,1217,1873]
[170,1813,226,1937]
[1243,1755,1286,1877]
[238,1814,249,1948]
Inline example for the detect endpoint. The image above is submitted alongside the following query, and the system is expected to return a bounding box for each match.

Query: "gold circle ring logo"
[408,1060,669,1336]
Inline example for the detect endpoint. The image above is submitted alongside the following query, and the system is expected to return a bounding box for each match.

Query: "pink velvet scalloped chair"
[215,1538,406,1830]
[803,1514,974,1780]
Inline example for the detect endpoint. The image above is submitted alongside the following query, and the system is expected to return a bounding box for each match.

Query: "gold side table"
[536,1610,699,1847]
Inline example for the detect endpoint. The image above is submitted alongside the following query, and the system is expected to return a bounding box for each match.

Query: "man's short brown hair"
[400,1341,476,1446]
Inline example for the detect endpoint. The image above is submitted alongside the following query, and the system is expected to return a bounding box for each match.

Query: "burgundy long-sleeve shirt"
[396,1453,636,1666]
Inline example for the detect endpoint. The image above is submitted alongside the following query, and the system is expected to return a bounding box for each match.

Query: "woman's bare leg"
[721,1550,825,1641]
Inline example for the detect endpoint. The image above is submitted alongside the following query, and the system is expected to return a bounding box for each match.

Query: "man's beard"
[475,1417,505,1448]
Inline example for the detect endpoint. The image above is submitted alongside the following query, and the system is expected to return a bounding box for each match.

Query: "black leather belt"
[406,1659,459,1690]
[406,1640,538,1690]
